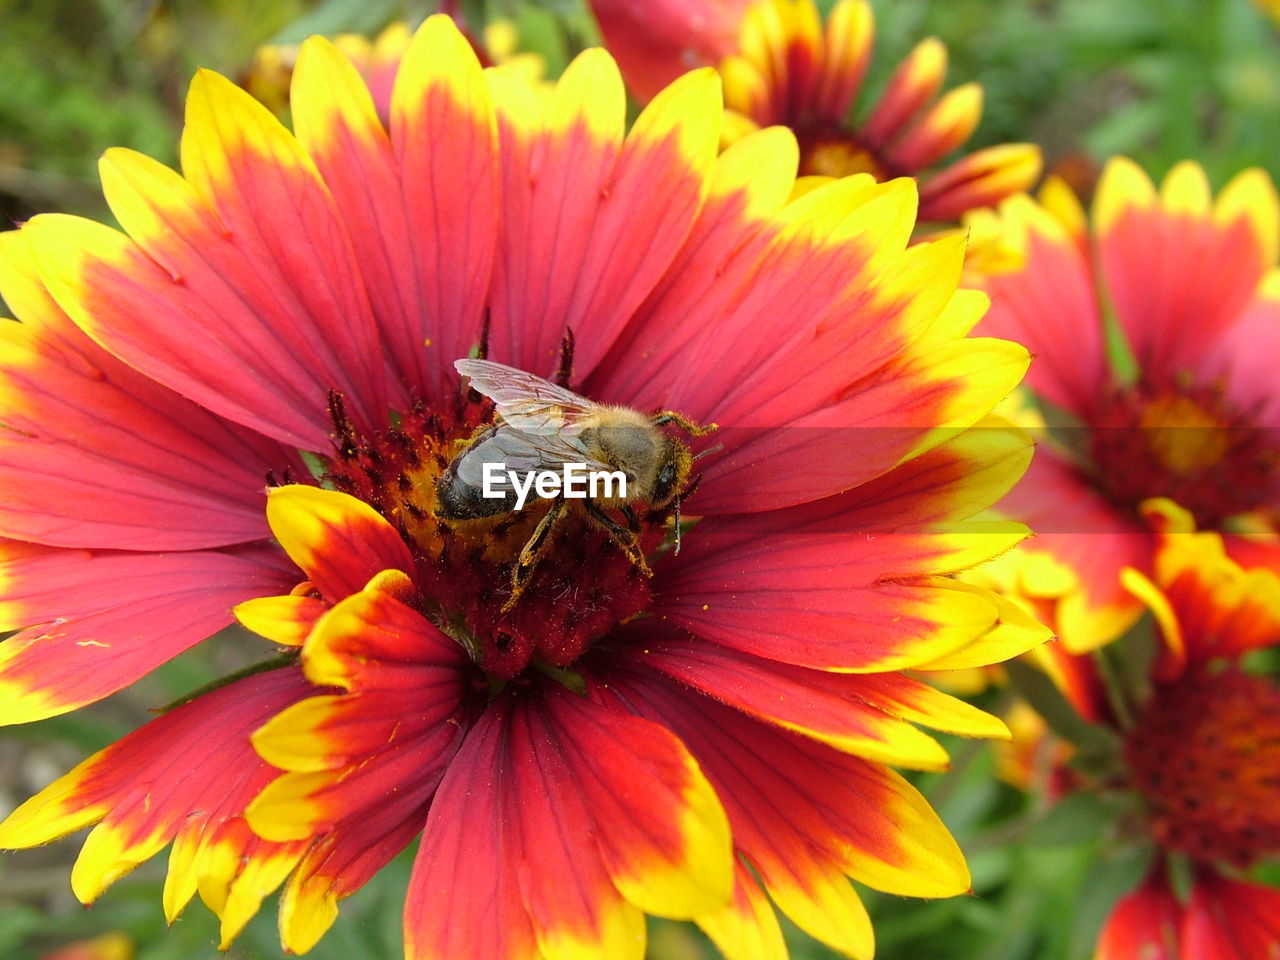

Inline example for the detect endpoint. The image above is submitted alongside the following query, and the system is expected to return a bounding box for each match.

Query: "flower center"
[1125,668,1280,868]
[795,126,897,180]
[1087,381,1280,527]
[322,392,659,680]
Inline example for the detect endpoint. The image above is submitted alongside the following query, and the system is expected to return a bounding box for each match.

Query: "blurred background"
[0,0,1277,958]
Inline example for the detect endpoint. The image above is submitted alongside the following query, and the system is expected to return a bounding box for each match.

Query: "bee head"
[651,439,693,508]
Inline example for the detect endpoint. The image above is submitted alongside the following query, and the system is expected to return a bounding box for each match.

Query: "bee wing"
[486,425,618,478]
[455,358,600,436]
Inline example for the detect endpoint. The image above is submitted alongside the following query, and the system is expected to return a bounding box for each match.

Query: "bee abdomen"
[435,470,514,519]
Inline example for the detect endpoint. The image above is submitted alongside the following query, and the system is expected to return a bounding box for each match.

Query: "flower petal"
[917,143,1041,223]
[993,444,1152,651]
[248,587,470,810]
[590,125,799,406]
[402,698,539,960]
[384,15,499,397]
[488,58,721,377]
[0,230,298,550]
[0,669,313,944]
[1095,159,1278,378]
[1182,872,1280,960]
[26,68,389,450]
[598,667,970,958]
[1203,268,1280,423]
[655,508,1021,670]
[0,543,296,724]
[405,680,733,960]
[1096,871,1181,960]
[263,485,414,602]
[694,862,788,960]
[278,799,432,955]
[973,191,1109,419]
[625,635,954,769]
[290,25,496,402]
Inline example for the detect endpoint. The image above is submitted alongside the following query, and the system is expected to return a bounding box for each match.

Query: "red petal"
[975,199,1108,419]
[590,127,798,408]
[1203,281,1280,424]
[251,588,475,952]
[1095,870,1181,960]
[28,72,389,450]
[405,681,733,960]
[624,634,955,768]
[386,17,498,397]
[263,486,414,602]
[0,668,312,916]
[403,697,544,960]
[1097,163,1271,379]
[0,543,296,724]
[587,0,747,102]
[594,665,967,955]
[0,231,299,550]
[994,444,1152,651]
[653,511,1014,670]
[488,60,719,378]
[1182,872,1280,960]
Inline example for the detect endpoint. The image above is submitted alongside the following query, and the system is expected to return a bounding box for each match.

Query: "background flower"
[1001,506,1280,960]
[971,158,1280,651]
[588,0,1041,224]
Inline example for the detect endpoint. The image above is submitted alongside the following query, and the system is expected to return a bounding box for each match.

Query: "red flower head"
[0,16,1041,959]
[972,158,1280,651]
[1078,505,1280,959]
[588,0,1042,224]
[587,0,752,103]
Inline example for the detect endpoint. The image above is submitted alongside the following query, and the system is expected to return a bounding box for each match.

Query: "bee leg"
[621,504,642,534]
[585,502,652,577]
[650,411,718,437]
[503,497,568,612]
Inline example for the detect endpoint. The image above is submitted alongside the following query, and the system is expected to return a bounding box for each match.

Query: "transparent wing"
[454,425,617,489]
[454,358,599,436]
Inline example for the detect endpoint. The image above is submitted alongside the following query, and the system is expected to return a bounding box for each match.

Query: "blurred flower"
[971,158,1280,650]
[39,933,133,960]
[718,0,1041,222]
[244,22,415,122]
[587,0,1041,223]
[1070,505,1280,958]
[0,14,1042,960]
[993,699,1079,800]
[1254,0,1280,27]
[587,0,752,102]
[243,17,544,124]
[1098,869,1280,960]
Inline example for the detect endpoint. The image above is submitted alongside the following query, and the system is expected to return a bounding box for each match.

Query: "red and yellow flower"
[586,0,752,103]
[1042,505,1280,959]
[971,158,1280,651]
[244,16,544,123]
[0,15,1043,959]
[590,0,1042,223]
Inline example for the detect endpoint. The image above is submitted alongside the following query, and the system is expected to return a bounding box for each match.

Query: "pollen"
[319,392,657,681]
[1125,668,1280,868]
[1088,380,1280,527]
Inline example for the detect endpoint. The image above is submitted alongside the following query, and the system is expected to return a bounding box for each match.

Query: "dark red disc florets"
[1125,668,1280,868]
[322,391,661,680]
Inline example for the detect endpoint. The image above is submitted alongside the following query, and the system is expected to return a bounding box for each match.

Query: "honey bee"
[437,358,716,608]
